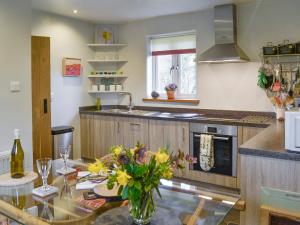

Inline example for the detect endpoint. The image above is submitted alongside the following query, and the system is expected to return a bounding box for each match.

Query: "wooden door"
[31,36,51,161]
[121,117,149,148]
[94,115,116,157]
[80,114,94,159]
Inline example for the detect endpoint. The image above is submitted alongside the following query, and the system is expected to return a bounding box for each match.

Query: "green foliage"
[105,143,190,204]
[257,69,268,89]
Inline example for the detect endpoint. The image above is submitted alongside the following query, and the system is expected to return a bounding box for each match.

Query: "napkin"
[76,179,108,190]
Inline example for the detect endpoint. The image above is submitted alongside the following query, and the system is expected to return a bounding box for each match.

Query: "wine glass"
[59,145,71,171]
[36,158,52,192]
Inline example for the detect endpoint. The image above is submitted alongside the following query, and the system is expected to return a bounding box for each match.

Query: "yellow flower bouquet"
[88,143,195,224]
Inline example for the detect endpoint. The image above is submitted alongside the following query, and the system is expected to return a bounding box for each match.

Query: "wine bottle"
[10,129,24,178]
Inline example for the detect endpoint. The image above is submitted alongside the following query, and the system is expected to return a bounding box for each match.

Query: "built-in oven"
[189,123,237,177]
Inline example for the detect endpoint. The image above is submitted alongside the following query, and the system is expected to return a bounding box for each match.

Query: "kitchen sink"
[101,109,159,116]
[100,109,204,118]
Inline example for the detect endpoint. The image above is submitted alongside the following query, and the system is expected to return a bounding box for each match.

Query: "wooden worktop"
[239,120,300,161]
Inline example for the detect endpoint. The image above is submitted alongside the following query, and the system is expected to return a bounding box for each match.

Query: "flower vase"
[129,190,155,225]
[166,91,175,99]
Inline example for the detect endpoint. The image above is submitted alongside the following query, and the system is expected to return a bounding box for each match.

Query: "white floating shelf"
[87,75,128,78]
[88,91,127,94]
[87,44,127,48]
[87,60,128,63]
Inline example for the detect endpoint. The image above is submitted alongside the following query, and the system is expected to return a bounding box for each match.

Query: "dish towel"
[199,134,214,171]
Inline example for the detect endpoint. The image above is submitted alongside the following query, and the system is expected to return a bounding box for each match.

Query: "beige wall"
[117,0,300,112]
[0,0,32,169]
[31,11,96,159]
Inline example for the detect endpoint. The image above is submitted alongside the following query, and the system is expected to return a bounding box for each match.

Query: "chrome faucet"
[122,92,134,111]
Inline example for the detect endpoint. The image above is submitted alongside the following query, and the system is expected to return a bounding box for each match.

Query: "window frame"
[152,52,197,98]
[147,31,198,99]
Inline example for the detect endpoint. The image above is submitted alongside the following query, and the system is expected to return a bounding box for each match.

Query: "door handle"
[194,134,229,141]
[43,98,48,114]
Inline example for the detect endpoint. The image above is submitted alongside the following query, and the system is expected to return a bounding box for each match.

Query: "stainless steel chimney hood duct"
[198,4,249,63]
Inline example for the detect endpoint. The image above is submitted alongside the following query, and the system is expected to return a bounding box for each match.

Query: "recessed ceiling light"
[73,9,78,14]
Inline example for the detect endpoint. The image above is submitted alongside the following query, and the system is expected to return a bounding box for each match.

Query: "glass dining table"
[0,159,240,225]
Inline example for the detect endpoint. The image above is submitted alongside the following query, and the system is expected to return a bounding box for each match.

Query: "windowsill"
[142,98,200,105]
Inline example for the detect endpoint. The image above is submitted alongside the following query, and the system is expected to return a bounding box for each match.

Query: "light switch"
[10,81,20,92]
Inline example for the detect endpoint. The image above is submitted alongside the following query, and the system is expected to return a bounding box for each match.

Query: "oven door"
[192,133,237,177]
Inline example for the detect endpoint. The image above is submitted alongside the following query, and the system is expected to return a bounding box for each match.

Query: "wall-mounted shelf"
[87,75,128,78]
[263,54,300,57]
[87,60,128,63]
[263,54,300,63]
[88,91,127,94]
[86,41,129,98]
[87,44,127,50]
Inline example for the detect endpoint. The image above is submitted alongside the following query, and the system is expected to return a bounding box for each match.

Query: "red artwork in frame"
[62,57,81,76]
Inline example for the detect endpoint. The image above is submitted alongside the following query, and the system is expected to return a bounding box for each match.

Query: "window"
[148,32,197,98]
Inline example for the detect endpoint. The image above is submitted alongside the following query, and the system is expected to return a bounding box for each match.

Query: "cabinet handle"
[182,127,185,143]
[130,123,141,126]
[117,122,120,133]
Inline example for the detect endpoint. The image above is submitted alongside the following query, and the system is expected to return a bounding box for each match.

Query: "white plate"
[93,183,120,197]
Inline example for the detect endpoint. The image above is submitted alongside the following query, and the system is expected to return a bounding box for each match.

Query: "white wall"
[0,0,32,168]
[118,0,300,112]
[31,11,96,159]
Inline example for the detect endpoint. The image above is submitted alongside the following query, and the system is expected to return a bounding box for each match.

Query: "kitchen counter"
[239,120,300,161]
[79,105,300,161]
[79,106,273,128]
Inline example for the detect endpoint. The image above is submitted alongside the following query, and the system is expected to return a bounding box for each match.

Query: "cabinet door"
[121,117,149,148]
[149,119,189,177]
[80,114,94,159]
[114,116,125,146]
[149,120,189,153]
[94,115,117,157]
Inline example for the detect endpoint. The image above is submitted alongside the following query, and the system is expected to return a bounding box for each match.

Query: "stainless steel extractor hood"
[198,4,249,63]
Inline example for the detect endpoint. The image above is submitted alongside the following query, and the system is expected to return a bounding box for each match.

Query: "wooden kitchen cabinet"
[236,126,264,188]
[119,117,149,148]
[93,115,117,157]
[149,119,189,177]
[148,119,189,153]
[80,114,94,159]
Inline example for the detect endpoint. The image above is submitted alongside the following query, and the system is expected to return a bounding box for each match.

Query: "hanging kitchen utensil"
[278,40,295,55]
[272,64,282,92]
[272,81,281,92]
[257,69,268,89]
[295,42,300,54]
[263,42,278,55]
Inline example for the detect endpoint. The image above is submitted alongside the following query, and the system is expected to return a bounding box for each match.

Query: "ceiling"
[31,0,255,24]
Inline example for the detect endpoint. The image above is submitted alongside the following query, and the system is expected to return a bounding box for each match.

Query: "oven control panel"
[189,123,237,136]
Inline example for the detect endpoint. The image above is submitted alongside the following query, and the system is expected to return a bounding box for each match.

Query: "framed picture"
[62,57,81,76]
[95,25,116,44]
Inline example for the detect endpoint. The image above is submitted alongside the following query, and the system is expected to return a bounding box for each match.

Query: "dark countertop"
[239,120,300,161]
[79,105,273,128]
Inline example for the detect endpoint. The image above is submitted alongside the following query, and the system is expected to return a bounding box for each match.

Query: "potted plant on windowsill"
[165,83,178,100]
